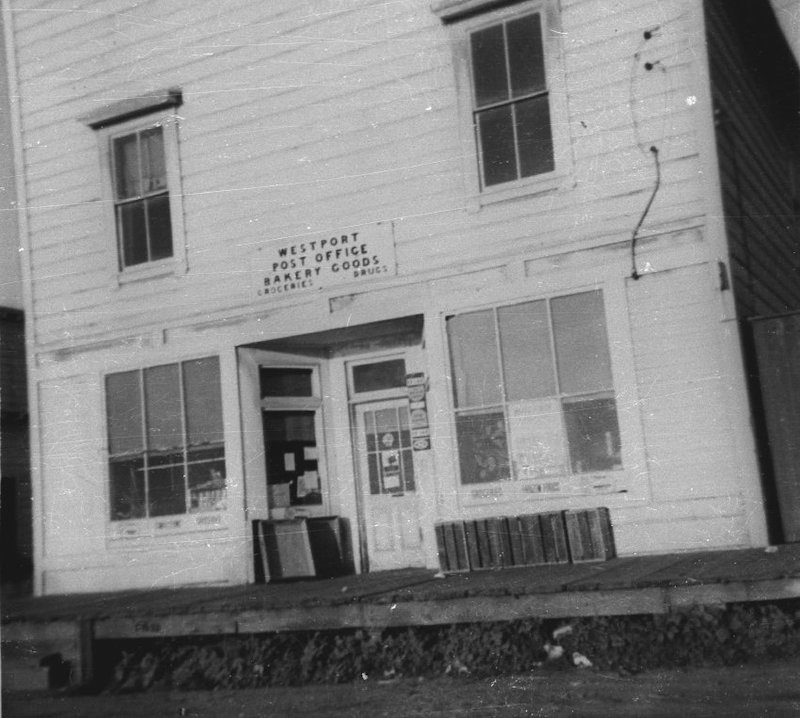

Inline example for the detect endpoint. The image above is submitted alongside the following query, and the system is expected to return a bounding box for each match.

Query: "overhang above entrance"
[242,315,424,356]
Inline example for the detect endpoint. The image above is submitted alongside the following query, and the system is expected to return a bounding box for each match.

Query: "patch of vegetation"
[97,601,800,692]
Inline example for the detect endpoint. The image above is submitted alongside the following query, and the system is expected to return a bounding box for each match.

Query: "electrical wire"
[630,145,661,280]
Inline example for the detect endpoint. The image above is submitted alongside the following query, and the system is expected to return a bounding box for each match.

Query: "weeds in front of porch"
[98,601,800,691]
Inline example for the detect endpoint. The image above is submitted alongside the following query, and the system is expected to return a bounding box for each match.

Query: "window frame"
[445,0,573,208]
[96,111,187,285]
[104,356,226,537]
[346,354,409,402]
[444,289,626,500]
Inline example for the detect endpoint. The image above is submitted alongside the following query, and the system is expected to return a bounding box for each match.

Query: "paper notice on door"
[382,472,401,491]
[303,446,318,461]
[284,453,296,472]
[381,449,401,491]
[297,471,319,497]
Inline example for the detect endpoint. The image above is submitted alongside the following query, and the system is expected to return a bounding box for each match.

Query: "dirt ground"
[4,659,800,717]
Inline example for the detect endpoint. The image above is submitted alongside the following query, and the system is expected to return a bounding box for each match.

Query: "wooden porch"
[4,544,800,688]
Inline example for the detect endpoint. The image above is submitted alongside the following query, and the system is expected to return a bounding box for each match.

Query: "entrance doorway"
[353,398,425,571]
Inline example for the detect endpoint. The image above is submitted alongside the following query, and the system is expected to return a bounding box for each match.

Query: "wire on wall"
[628,24,670,281]
[630,145,661,280]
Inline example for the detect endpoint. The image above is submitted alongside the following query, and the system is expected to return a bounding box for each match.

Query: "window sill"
[115,258,180,287]
[467,169,572,213]
[461,469,627,506]
[107,511,227,543]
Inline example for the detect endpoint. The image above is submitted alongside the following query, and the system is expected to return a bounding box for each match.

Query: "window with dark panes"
[470,11,555,187]
[106,357,226,521]
[260,367,324,508]
[352,358,407,394]
[112,125,173,269]
[447,291,621,486]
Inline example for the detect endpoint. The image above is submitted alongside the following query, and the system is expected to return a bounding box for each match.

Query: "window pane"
[563,396,621,473]
[374,407,397,436]
[145,363,183,452]
[148,452,186,516]
[260,367,313,397]
[106,371,143,455]
[498,300,556,401]
[109,457,146,520]
[455,410,509,484]
[478,105,518,186]
[140,127,167,193]
[184,357,223,446]
[507,13,546,98]
[447,310,502,408]
[367,452,380,495]
[516,95,555,177]
[113,133,140,199]
[187,446,226,512]
[118,201,148,267]
[508,399,568,479]
[552,291,613,394]
[400,448,415,492]
[471,23,508,107]
[147,195,173,261]
[352,359,406,393]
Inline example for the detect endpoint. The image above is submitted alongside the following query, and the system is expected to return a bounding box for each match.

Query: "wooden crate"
[463,520,483,569]
[538,512,570,564]
[486,517,513,567]
[516,514,547,566]
[253,518,316,581]
[507,516,525,566]
[564,508,615,562]
[306,516,351,578]
[434,522,470,572]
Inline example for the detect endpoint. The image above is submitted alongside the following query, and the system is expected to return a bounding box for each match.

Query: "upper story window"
[112,125,173,268]
[434,1,570,202]
[81,88,186,281]
[471,11,553,187]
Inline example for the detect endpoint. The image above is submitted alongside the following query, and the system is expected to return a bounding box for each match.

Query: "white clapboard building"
[4,0,799,594]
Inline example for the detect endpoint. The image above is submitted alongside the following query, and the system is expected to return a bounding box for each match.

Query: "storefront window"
[446,291,621,486]
[106,357,226,521]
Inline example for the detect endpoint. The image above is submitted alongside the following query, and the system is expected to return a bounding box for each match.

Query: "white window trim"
[444,0,574,211]
[95,112,188,287]
[346,353,409,403]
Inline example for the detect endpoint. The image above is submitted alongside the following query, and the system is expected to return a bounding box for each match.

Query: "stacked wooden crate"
[435,508,614,573]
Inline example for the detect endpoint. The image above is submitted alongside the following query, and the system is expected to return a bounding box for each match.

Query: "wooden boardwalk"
[5,545,800,636]
[4,544,800,688]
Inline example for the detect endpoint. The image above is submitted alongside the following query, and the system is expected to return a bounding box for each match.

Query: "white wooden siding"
[627,263,743,504]
[9,0,707,347]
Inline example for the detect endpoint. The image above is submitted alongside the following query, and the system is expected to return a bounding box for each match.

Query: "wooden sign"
[255,222,396,299]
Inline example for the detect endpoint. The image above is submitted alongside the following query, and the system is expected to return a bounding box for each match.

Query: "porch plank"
[563,555,687,591]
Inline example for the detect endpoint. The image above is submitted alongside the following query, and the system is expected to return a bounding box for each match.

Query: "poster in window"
[381,449,401,491]
[507,399,568,480]
[455,411,510,484]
